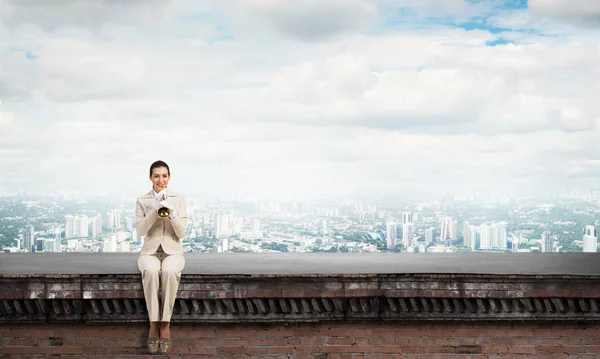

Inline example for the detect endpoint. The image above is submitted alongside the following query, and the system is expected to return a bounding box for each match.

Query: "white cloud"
[0,0,170,30]
[229,0,377,41]
[1,0,600,198]
[529,0,600,27]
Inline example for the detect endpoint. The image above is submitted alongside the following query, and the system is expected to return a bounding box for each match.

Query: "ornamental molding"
[1,274,600,323]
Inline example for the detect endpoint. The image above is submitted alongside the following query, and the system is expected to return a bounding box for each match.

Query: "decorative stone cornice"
[2,271,600,323]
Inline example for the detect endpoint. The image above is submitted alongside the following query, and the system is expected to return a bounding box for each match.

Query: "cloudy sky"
[1,0,600,199]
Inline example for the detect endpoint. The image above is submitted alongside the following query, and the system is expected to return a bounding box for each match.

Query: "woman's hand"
[159,200,177,218]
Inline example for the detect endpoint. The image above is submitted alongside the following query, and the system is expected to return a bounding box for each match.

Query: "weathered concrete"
[1,252,599,276]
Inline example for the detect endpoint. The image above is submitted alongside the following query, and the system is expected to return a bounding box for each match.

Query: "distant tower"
[583,225,597,252]
[23,224,34,252]
[479,224,492,249]
[494,222,508,249]
[54,228,61,252]
[402,212,412,224]
[386,222,397,249]
[424,228,435,244]
[65,215,76,238]
[463,221,474,249]
[542,231,553,253]
[402,223,414,248]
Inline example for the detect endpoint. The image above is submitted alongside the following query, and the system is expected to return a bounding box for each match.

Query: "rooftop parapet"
[1,253,599,324]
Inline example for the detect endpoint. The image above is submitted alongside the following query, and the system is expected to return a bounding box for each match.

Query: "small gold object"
[157,193,171,218]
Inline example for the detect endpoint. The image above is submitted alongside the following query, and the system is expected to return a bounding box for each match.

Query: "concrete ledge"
[1,252,600,275]
[1,253,600,324]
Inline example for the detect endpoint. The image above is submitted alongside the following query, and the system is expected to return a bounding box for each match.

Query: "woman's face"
[150,166,170,193]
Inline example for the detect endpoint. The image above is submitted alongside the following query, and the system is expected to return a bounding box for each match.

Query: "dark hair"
[149,160,170,177]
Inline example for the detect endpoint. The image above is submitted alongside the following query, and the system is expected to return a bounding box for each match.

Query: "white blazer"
[135,189,187,255]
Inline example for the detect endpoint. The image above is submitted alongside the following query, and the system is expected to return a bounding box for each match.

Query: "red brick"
[269,346,295,354]
[190,347,217,355]
[321,346,347,353]
[2,347,30,354]
[374,346,400,354]
[0,319,598,359]
[400,346,427,354]
[217,347,244,355]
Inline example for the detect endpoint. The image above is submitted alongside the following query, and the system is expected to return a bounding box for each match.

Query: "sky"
[1,0,600,200]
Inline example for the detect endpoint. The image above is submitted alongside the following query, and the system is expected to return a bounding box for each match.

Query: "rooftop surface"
[1,252,599,276]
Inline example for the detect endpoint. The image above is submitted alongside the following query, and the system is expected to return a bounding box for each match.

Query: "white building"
[23,224,34,252]
[402,212,412,224]
[402,223,414,248]
[583,225,597,252]
[542,231,553,253]
[479,222,507,249]
[65,215,89,238]
[386,222,397,248]
[45,238,56,252]
[463,221,476,249]
[424,228,435,244]
[102,235,118,252]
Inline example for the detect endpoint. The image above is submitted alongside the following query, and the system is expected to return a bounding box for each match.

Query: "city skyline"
[2,190,599,255]
[2,1,600,199]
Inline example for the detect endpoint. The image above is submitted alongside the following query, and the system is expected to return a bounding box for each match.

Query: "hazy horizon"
[2,0,600,200]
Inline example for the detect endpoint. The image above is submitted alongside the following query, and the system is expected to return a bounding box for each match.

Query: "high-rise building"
[463,221,474,249]
[95,214,103,234]
[78,216,89,237]
[512,236,519,252]
[66,215,89,238]
[471,227,479,249]
[111,209,122,229]
[402,223,414,248]
[65,215,76,238]
[221,237,229,252]
[54,228,61,252]
[424,228,435,244]
[102,235,118,252]
[45,238,55,252]
[90,220,98,238]
[386,222,397,248]
[494,222,508,249]
[440,219,448,242]
[35,238,44,252]
[479,223,507,249]
[448,220,458,241]
[583,225,597,252]
[23,224,34,252]
[542,231,553,253]
[479,224,492,249]
[402,212,412,224]
[131,229,139,245]
[214,213,232,238]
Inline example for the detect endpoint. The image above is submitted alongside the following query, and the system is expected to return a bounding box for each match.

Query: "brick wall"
[1,321,599,358]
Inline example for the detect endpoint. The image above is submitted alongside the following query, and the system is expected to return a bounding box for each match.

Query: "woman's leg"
[137,254,162,325]
[159,254,185,330]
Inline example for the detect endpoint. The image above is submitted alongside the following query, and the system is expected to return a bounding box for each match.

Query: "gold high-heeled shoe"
[147,338,159,354]
[159,338,171,354]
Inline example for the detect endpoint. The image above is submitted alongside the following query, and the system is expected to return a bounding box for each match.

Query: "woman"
[136,160,187,354]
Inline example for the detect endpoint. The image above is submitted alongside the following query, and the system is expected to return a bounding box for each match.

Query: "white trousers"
[137,249,185,322]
